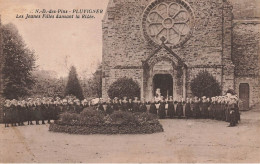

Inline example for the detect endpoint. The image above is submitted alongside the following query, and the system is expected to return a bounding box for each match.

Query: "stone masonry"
[102,0,259,108]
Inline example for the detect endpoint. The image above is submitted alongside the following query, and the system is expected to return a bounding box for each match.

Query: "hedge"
[49,108,164,135]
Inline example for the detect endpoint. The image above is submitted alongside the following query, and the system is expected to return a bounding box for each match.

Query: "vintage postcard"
[0,0,259,163]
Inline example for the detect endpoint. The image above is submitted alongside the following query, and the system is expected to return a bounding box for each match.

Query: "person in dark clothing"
[121,97,128,111]
[167,96,175,119]
[216,98,222,120]
[208,97,215,119]
[17,101,22,126]
[74,99,82,114]
[127,99,133,112]
[228,97,238,127]
[193,97,201,119]
[97,98,105,113]
[40,99,46,124]
[113,97,120,111]
[62,99,70,113]
[26,99,34,125]
[139,98,147,113]
[176,98,184,119]
[221,99,226,121]
[158,98,166,119]
[132,97,139,113]
[201,96,209,119]
[3,100,11,127]
[35,99,42,125]
[11,100,18,126]
[149,99,157,115]
[185,98,192,119]
[45,100,52,123]
[20,100,26,125]
[105,99,113,115]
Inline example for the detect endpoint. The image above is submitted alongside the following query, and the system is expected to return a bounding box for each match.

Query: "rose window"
[143,0,194,48]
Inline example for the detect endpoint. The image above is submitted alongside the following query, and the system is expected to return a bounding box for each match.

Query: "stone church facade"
[102,0,259,109]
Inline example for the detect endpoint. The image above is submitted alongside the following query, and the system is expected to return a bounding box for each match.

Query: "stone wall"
[232,23,260,106]
[229,0,260,19]
[235,77,260,107]
[232,24,260,77]
[102,0,232,99]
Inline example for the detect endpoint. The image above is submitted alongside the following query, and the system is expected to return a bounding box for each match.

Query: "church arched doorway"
[153,74,173,98]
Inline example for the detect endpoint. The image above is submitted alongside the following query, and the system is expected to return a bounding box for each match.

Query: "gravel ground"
[0,108,260,163]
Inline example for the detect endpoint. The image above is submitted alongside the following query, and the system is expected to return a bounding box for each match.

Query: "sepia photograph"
[0,0,259,163]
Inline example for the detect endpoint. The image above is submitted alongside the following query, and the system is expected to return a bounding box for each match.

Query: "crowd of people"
[3,93,241,128]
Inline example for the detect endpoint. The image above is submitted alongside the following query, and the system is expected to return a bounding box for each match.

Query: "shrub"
[226,89,236,95]
[133,112,159,124]
[64,66,84,100]
[50,108,164,135]
[107,77,140,99]
[109,111,139,125]
[79,108,105,125]
[190,70,221,98]
[59,112,79,125]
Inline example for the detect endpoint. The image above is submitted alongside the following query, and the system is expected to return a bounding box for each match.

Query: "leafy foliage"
[226,89,236,95]
[108,111,138,125]
[31,70,66,98]
[82,64,102,98]
[2,23,36,99]
[64,66,84,100]
[50,108,164,134]
[190,70,221,98]
[107,77,140,99]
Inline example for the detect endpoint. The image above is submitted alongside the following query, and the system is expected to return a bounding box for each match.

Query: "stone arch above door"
[142,46,187,101]
[143,57,179,101]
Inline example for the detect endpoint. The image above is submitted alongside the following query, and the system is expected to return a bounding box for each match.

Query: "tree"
[64,66,84,100]
[107,77,140,99]
[81,64,102,99]
[31,70,66,98]
[190,70,221,98]
[2,23,36,99]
